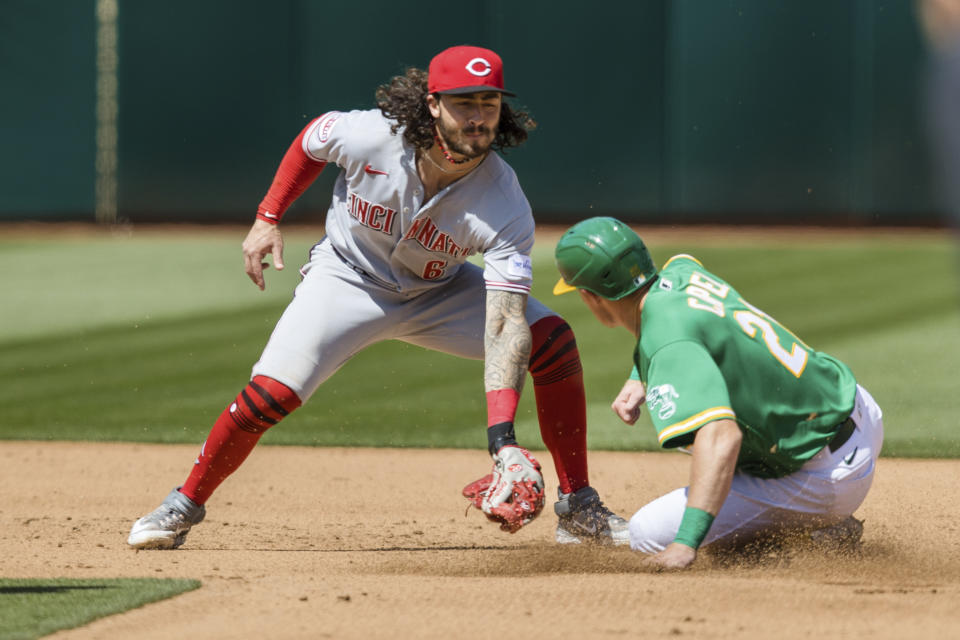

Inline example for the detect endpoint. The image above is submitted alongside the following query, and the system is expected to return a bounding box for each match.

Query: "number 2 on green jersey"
[685,272,809,378]
[733,309,808,377]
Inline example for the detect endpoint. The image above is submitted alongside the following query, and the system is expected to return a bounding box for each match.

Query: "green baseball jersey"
[632,254,857,478]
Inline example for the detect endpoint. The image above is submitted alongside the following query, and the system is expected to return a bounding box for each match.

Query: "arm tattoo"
[484,290,531,393]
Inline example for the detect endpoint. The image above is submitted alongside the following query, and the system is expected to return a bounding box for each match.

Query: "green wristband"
[674,507,715,549]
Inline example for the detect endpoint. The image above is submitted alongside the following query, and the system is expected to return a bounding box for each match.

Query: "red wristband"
[486,389,521,427]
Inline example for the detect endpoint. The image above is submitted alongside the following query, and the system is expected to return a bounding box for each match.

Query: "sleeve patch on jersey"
[303,111,344,162]
[647,384,680,420]
[314,111,342,144]
[506,253,533,279]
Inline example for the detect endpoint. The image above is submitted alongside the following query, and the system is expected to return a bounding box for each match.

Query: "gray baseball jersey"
[251,109,555,400]
[302,109,535,294]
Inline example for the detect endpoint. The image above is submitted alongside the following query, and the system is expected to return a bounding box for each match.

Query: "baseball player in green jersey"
[553,217,884,570]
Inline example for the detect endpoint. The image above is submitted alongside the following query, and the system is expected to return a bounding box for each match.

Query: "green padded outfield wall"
[661,0,934,222]
[0,1,96,219]
[0,0,941,224]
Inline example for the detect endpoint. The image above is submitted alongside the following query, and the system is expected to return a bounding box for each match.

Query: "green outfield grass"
[0,578,199,640]
[1,227,958,457]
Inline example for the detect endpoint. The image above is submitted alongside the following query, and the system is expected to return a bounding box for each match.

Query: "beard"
[435,116,496,159]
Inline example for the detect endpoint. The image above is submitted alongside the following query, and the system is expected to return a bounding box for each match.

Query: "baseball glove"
[462,445,545,533]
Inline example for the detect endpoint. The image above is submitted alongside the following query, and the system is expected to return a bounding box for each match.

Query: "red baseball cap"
[428,45,515,97]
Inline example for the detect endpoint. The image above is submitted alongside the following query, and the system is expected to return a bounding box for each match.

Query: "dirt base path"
[2,442,957,639]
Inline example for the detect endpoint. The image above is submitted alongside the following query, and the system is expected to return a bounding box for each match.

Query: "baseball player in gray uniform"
[128,45,628,549]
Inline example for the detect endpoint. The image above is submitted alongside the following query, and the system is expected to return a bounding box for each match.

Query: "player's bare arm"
[483,290,531,393]
[242,219,286,291]
[644,418,742,571]
[612,378,647,425]
[473,288,545,530]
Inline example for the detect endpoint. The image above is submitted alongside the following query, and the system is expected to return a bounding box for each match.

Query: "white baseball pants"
[629,384,884,552]
[252,238,555,400]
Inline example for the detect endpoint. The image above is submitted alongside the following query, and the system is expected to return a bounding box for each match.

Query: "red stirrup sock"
[528,316,589,495]
[180,375,301,505]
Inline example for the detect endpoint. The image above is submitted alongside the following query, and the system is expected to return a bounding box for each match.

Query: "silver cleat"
[128,487,206,550]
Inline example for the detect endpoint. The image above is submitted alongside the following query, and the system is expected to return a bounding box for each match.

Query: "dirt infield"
[2,442,957,639]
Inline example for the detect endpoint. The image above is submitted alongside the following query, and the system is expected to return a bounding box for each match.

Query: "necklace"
[420,148,474,175]
[433,132,472,165]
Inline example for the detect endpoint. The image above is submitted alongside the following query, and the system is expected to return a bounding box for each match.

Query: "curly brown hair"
[375,67,536,153]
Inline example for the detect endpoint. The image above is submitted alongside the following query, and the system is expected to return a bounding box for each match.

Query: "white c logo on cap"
[465,57,492,77]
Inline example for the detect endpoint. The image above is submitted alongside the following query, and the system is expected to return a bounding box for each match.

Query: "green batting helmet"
[553,217,657,300]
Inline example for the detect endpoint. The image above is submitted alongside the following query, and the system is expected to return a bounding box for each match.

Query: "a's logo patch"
[647,384,679,420]
[466,57,492,77]
[507,254,533,279]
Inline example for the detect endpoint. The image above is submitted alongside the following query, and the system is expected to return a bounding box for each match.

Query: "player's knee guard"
[228,375,302,434]
[528,316,584,385]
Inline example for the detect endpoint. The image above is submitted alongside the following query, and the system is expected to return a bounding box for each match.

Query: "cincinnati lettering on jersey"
[346,190,397,235]
[403,215,474,258]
